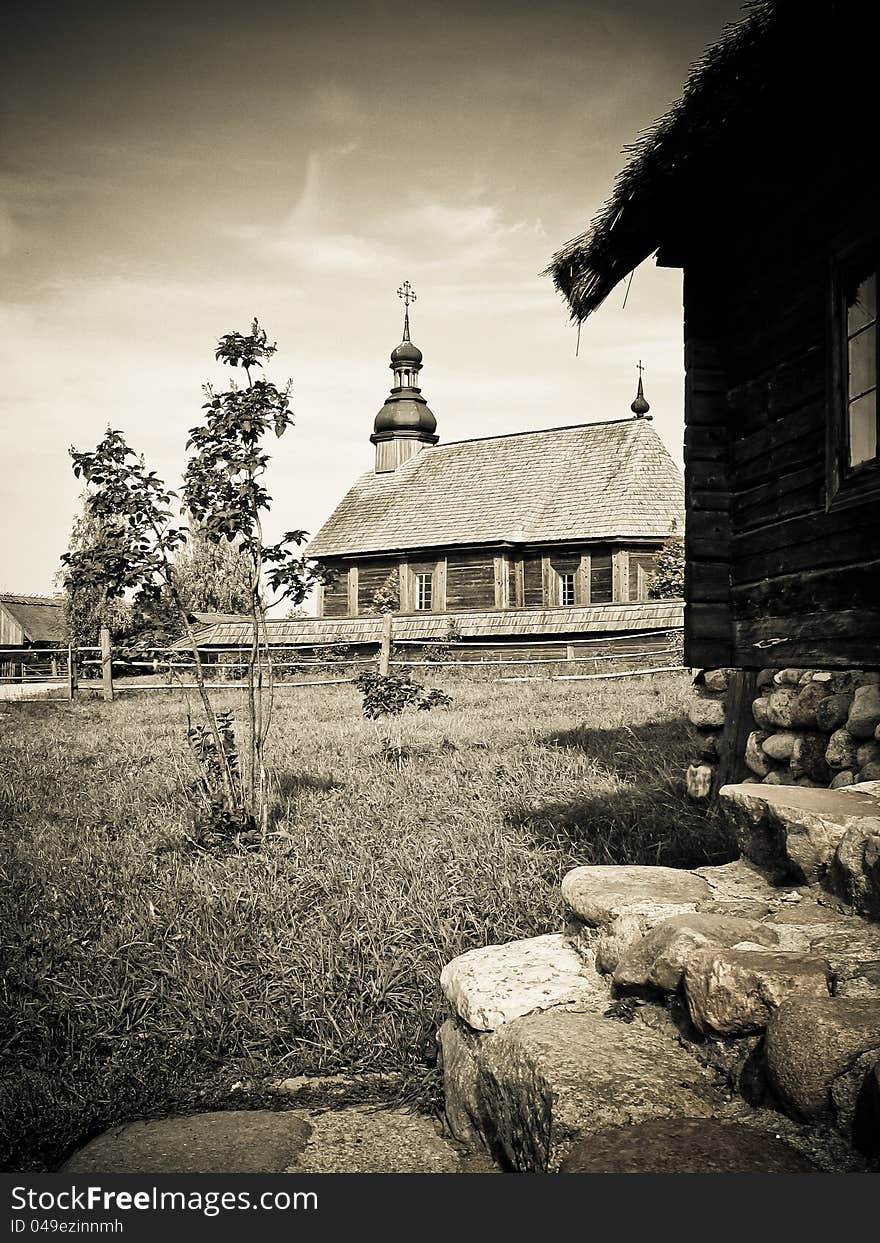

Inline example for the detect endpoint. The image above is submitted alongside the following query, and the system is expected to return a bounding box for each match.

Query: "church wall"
[590,552,613,603]
[320,565,349,618]
[522,556,544,608]
[629,551,659,601]
[446,552,496,611]
[317,542,668,618]
[357,561,396,613]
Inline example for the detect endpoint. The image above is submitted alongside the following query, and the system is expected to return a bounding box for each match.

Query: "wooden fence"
[0,617,685,702]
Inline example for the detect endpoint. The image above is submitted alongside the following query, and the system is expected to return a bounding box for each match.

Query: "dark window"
[830,250,880,507]
[845,269,878,469]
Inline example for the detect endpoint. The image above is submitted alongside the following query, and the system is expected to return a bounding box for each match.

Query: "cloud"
[0,204,26,257]
[308,82,363,128]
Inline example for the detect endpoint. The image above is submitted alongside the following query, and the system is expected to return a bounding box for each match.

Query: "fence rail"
[0,617,685,702]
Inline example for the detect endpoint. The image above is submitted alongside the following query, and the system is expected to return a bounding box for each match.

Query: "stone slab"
[694,858,781,916]
[287,1105,475,1173]
[561,865,710,927]
[613,912,780,994]
[440,933,606,1031]
[683,947,831,1036]
[61,1110,312,1174]
[558,1117,818,1173]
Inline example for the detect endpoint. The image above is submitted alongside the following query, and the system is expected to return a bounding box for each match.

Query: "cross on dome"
[397,280,417,341]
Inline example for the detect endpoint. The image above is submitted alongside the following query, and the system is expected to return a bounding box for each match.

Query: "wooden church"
[304,284,685,646]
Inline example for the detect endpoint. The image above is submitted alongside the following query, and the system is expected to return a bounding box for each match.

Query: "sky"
[1,0,744,597]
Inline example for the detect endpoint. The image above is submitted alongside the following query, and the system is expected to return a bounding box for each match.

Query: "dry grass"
[0,671,733,1171]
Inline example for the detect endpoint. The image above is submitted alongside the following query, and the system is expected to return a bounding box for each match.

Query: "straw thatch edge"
[544,0,781,322]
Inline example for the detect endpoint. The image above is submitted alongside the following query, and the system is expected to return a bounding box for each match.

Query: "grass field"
[0,671,734,1171]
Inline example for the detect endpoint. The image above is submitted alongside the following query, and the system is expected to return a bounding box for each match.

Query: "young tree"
[59,496,133,644]
[648,535,686,600]
[364,568,399,615]
[62,320,323,836]
[172,520,253,615]
[355,669,451,768]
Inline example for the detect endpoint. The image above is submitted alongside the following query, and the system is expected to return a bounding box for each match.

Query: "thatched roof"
[546,0,788,320]
[0,594,66,644]
[308,418,683,559]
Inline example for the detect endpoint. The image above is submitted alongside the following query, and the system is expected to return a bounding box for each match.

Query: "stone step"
[440,933,607,1031]
[438,856,880,1172]
[439,1007,725,1171]
[720,780,880,917]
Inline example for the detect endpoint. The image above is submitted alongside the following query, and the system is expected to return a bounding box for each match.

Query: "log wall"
[683,188,880,670]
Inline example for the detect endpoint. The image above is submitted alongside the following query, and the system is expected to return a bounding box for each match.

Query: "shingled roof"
[308,417,683,558]
[0,594,66,643]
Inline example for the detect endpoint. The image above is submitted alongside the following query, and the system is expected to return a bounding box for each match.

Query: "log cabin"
[304,289,685,649]
[546,0,879,673]
[0,593,66,684]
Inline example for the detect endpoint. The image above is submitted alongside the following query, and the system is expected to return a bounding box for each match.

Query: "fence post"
[566,643,575,665]
[100,626,114,702]
[66,643,76,701]
[379,612,393,676]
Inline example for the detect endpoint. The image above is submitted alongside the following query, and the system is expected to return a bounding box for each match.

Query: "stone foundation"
[687,667,880,800]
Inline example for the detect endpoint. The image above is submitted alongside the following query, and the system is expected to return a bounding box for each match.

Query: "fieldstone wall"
[687,668,880,800]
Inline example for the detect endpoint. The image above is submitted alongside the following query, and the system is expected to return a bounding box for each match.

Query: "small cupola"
[630,360,651,418]
[371,280,439,473]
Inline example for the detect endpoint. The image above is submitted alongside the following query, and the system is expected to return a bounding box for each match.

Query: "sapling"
[355,669,451,767]
[63,321,324,837]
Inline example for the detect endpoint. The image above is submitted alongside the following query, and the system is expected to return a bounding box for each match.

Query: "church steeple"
[630,360,651,418]
[371,281,439,473]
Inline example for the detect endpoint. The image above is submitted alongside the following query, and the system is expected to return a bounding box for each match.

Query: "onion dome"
[373,393,437,436]
[630,364,651,417]
[391,340,423,365]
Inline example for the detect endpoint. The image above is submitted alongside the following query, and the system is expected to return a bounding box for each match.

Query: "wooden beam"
[398,560,411,613]
[578,554,591,606]
[513,557,525,609]
[612,550,630,602]
[714,670,757,794]
[347,566,359,617]
[541,556,552,607]
[100,625,114,702]
[493,555,510,609]
[434,557,447,612]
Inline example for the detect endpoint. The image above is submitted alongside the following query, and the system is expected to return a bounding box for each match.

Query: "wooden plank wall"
[0,604,27,646]
[629,552,658,601]
[446,551,496,610]
[320,563,349,618]
[358,561,394,613]
[590,553,613,604]
[319,543,669,619]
